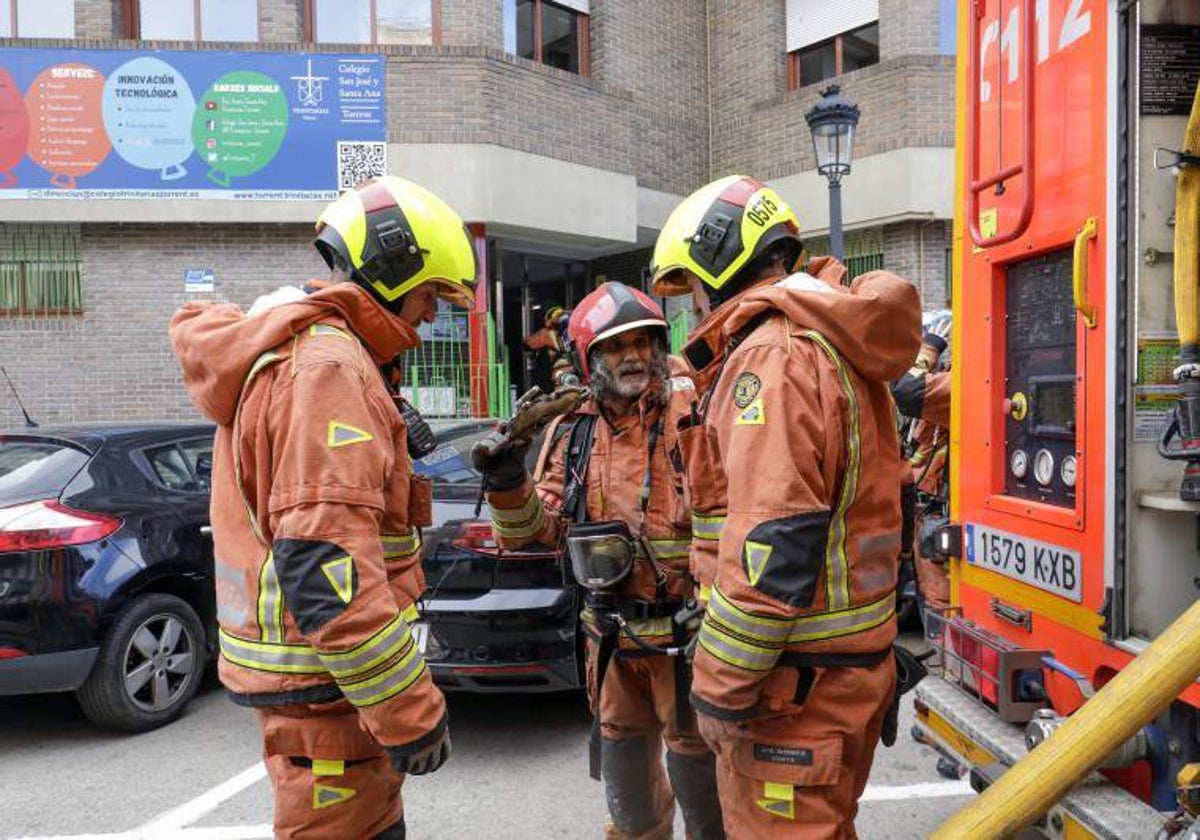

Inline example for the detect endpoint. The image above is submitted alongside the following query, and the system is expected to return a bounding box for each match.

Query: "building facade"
[0,0,954,426]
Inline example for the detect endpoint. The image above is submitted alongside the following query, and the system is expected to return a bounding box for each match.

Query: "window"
[144,438,213,493]
[306,0,438,45]
[503,0,589,76]
[803,228,884,281]
[128,0,258,41]
[0,225,84,317]
[788,22,879,90]
[0,0,75,37]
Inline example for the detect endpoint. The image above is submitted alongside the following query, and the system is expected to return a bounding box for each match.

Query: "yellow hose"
[932,596,1200,838]
[1174,77,1200,348]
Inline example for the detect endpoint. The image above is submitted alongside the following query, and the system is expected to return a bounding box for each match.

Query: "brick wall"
[589,247,652,291]
[441,0,504,49]
[0,224,325,428]
[882,220,951,309]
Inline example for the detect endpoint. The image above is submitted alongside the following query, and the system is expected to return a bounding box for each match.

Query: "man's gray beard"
[590,346,669,407]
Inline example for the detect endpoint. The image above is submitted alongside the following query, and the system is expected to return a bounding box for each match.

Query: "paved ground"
[0,642,973,839]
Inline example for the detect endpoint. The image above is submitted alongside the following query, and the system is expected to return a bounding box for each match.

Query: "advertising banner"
[0,49,386,200]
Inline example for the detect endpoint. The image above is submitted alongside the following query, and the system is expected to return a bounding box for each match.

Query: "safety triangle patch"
[328,420,373,449]
[313,782,357,809]
[756,781,795,819]
[744,541,773,587]
[321,556,355,604]
[734,397,765,426]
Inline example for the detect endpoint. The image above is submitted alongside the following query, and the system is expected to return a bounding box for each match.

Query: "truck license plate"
[411,622,429,653]
[964,523,1082,602]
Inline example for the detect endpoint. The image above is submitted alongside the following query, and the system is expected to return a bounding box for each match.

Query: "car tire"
[75,593,207,733]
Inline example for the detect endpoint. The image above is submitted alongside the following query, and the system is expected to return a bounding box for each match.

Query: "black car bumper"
[420,587,582,694]
[0,647,98,694]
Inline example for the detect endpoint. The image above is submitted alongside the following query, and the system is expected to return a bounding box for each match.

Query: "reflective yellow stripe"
[381,531,421,559]
[648,538,691,559]
[706,586,793,645]
[339,641,427,707]
[785,591,895,643]
[757,782,796,819]
[309,323,351,340]
[320,615,415,682]
[697,616,782,671]
[692,512,725,541]
[803,331,860,611]
[312,759,344,777]
[698,583,712,603]
[400,603,420,623]
[257,552,285,643]
[491,492,545,540]
[219,629,325,674]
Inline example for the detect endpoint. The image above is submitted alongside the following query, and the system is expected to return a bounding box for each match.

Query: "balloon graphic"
[0,69,29,187]
[25,63,111,189]
[192,71,288,187]
[102,57,196,181]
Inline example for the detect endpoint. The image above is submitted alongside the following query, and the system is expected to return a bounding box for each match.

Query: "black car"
[413,422,582,693]
[0,422,216,732]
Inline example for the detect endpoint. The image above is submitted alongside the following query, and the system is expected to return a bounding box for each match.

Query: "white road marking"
[860,779,974,801]
[135,761,268,834]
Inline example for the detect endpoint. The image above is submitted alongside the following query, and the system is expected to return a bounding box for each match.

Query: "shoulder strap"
[561,414,598,524]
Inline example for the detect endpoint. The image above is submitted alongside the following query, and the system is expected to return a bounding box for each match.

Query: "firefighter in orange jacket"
[650,175,921,838]
[892,312,952,613]
[170,177,475,839]
[471,282,725,839]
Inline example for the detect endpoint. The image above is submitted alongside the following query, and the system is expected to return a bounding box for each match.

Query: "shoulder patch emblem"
[734,397,765,426]
[321,556,355,604]
[733,373,762,408]
[328,420,373,449]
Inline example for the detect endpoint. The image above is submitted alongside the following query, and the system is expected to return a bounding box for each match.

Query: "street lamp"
[805,84,860,264]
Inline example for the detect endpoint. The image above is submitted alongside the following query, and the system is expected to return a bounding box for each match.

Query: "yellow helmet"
[650,175,801,297]
[314,176,477,310]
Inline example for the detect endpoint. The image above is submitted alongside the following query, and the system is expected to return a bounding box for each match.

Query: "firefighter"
[524,304,568,393]
[649,175,921,838]
[470,282,725,840]
[891,311,952,614]
[170,176,475,839]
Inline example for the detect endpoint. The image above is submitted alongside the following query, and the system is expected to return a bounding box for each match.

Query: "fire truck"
[912,0,1200,837]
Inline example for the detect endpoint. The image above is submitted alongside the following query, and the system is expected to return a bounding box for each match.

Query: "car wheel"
[75,593,206,733]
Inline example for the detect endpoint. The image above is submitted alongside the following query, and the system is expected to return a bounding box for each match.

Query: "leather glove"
[397,398,437,459]
[388,730,451,776]
[695,711,743,756]
[469,430,529,492]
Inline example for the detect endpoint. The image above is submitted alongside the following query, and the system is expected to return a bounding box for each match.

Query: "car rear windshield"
[0,439,91,507]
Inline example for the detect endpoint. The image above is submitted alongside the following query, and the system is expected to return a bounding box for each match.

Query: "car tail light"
[0,647,27,660]
[452,521,499,553]
[0,500,121,552]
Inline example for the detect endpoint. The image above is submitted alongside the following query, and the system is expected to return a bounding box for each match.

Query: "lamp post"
[805,85,860,264]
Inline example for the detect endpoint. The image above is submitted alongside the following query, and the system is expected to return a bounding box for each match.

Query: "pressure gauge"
[1061,455,1078,489]
[1010,449,1029,479]
[1034,449,1055,487]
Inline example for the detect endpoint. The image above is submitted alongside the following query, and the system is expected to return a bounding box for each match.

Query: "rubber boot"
[601,737,662,837]
[665,750,725,839]
[373,817,406,839]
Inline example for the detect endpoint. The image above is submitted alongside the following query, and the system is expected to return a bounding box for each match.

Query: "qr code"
[337,141,387,189]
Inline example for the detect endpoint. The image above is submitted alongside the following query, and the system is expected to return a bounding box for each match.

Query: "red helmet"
[568,282,669,381]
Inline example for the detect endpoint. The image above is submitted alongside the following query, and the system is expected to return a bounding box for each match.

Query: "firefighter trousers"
[706,656,896,839]
[254,700,405,839]
[586,638,725,840]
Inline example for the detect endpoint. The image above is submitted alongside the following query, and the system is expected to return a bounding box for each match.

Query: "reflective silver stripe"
[706,586,793,645]
[803,331,860,611]
[625,616,675,637]
[321,615,415,682]
[310,323,351,340]
[691,513,725,541]
[257,552,284,644]
[490,491,541,523]
[381,531,421,558]
[648,538,690,559]
[786,592,896,644]
[338,643,427,707]
[697,616,781,672]
[233,351,283,549]
[219,629,325,674]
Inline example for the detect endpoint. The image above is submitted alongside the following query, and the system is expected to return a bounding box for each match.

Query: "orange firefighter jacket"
[486,371,697,644]
[680,265,921,719]
[170,282,446,749]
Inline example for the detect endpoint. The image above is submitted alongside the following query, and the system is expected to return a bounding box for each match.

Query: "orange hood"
[170,282,419,425]
[683,257,921,385]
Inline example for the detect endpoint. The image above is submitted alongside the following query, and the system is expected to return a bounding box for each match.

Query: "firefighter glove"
[469,430,529,491]
[388,730,451,776]
[398,398,437,459]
